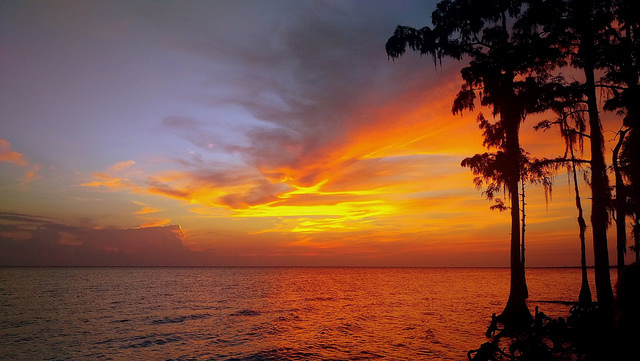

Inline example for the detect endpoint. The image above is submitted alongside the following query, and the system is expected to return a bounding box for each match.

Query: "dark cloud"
[0,215,211,266]
[241,127,303,172]
[187,167,261,187]
[151,1,443,182]
[0,212,53,225]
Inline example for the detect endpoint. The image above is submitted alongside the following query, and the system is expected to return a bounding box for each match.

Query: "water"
[0,267,605,360]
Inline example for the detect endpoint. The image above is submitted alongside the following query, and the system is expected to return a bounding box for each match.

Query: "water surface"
[0,267,604,360]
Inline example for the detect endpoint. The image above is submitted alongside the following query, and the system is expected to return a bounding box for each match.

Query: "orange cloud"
[0,139,28,166]
[74,68,596,267]
[107,160,136,173]
[0,231,32,241]
[139,218,171,228]
[82,172,139,190]
[77,79,496,241]
[21,164,42,185]
[81,160,144,192]
[135,206,160,215]
[1,138,42,186]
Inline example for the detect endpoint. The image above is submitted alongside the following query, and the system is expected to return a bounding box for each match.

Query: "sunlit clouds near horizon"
[0,0,632,266]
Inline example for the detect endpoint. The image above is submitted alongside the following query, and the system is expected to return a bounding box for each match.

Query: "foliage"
[387,0,640,337]
[468,303,617,361]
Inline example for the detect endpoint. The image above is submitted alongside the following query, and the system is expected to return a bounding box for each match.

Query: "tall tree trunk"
[585,65,614,310]
[498,94,531,328]
[634,217,640,262]
[620,16,640,266]
[577,0,614,310]
[613,129,628,275]
[571,151,592,305]
[521,181,526,269]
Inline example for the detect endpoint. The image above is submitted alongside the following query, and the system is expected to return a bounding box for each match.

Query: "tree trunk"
[586,66,614,310]
[620,17,640,265]
[634,217,640,262]
[577,0,614,310]
[521,181,526,269]
[613,129,628,275]
[497,91,531,328]
[521,180,528,299]
[571,153,592,305]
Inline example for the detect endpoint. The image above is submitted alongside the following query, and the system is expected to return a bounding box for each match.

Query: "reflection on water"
[0,267,604,360]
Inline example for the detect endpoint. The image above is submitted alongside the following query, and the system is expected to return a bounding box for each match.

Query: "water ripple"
[1,267,600,360]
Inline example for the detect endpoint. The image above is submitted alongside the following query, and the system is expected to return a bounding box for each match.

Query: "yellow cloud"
[74,77,580,264]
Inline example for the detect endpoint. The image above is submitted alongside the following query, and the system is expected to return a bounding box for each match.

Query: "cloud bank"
[0,212,208,266]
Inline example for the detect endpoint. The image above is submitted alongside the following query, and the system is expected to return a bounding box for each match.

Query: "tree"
[572,156,593,305]
[631,212,640,262]
[602,0,640,272]
[535,90,593,305]
[386,0,556,328]
[612,129,628,275]
[521,181,526,269]
[525,0,616,310]
[603,0,640,200]
[571,0,615,310]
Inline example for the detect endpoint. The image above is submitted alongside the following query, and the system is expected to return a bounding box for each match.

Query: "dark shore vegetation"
[386,0,639,359]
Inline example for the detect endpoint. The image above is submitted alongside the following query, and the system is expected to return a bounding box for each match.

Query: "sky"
[0,0,634,266]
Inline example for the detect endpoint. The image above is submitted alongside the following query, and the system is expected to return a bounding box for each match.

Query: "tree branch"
[595,84,628,91]
[541,157,591,165]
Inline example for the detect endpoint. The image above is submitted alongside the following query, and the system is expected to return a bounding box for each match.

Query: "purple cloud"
[0,214,210,266]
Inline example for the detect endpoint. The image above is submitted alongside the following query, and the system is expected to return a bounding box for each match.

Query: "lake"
[0,267,611,360]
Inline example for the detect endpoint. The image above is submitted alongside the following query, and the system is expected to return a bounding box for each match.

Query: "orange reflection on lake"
[1,267,600,360]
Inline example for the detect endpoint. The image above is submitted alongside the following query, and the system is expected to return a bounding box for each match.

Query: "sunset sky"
[0,0,633,266]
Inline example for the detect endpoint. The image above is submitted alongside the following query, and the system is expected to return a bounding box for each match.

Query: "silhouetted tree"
[612,129,628,275]
[535,96,593,305]
[525,0,616,311]
[386,0,558,328]
[572,158,593,306]
[602,1,640,218]
[632,212,640,262]
[571,0,615,311]
[520,155,554,272]
[600,0,639,277]
[521,181,526,269]
[462,149,550,301]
